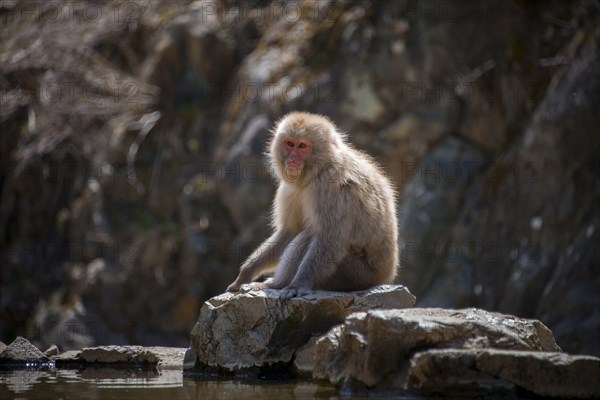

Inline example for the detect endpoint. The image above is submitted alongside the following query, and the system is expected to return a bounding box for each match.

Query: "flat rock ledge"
[54,346,187,369]
[0,337,186,370]
[313,308,600,398]
[185,284,416,375]
[408,349,600,398]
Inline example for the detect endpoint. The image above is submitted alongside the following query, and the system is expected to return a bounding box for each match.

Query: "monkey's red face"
[283,137,312,176]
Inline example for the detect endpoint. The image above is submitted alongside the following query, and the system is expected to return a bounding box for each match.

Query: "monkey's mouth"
[286,161,304,172]
[284,166,303,180]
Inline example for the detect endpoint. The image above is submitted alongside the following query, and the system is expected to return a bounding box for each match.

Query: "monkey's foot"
[279,285,312,300]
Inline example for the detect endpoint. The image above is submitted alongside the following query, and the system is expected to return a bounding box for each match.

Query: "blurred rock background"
[0,1,598,355]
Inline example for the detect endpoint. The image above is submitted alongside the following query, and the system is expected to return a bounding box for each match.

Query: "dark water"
[0,367,415,400]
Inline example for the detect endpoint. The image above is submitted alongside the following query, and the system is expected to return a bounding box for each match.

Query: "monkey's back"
[315,145,399,288]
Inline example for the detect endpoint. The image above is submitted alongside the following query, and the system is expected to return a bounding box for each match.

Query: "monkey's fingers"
[226,282,241,292]
[279,285,312,300]
[279,288,297,299]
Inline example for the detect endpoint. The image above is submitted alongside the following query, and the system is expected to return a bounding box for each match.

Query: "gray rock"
[398,136,487,300]
[187,285,415,373]
[52,346,187,369]
[377,114,449,191]
[43,345,59,357]
[341,71,386,124]
[79,346,160,364]
[52,350,82,364]
[313,308,560,388]
[293,336,319,374]
[0,341,6,354]
[408,349,600,398]
[217,113,274,231]
[183,348,197,371]
[146,347,187,370]
[435,26,600,356]
[0,336,48,364]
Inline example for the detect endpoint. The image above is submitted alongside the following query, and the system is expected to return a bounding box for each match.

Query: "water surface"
[1,367,409,400]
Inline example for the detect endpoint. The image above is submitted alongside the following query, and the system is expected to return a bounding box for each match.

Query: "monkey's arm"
[226,230,293,292]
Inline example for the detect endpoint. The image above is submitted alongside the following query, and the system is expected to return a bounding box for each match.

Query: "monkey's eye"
[286,141,294,147]
[298,142,307,149]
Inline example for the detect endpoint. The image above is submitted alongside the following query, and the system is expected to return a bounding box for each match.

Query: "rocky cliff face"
[1,1,598,354]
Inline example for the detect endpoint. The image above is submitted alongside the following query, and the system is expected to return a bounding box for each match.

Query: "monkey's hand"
[227,270,255,292]
[226,280,243,292]
[279,285,312,300]
[226,283,238,292]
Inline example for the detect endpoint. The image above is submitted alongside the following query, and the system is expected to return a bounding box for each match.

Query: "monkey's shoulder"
[332,151,389,188]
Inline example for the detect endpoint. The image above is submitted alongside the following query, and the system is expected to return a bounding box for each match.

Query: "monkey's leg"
[267,230,312,289]
[279,235,348,299]
[322,254,375,291]
[226,230,292,292]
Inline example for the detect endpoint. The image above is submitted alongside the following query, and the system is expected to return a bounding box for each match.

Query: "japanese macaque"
[226,112,398,299]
